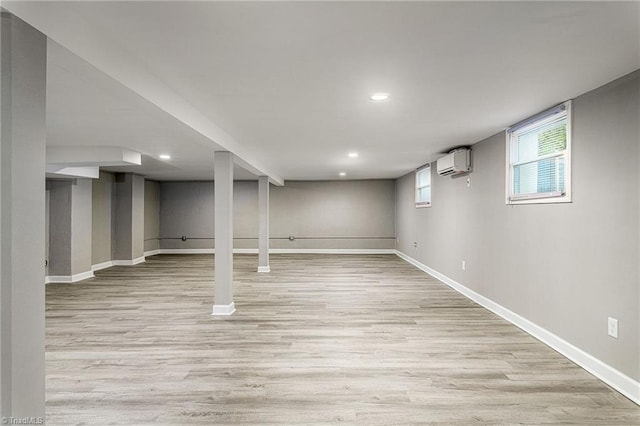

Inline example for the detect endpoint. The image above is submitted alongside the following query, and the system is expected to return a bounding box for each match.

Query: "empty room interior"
[1,1,640,424]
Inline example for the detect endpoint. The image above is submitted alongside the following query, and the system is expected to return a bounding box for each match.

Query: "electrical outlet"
[413,242,418,248]
[608,317,618,339]
[462,260,466,271]
[466,177,471,187]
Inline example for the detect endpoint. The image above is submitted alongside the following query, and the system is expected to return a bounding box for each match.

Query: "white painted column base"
[212,302,236,316]
[257,265,271,273]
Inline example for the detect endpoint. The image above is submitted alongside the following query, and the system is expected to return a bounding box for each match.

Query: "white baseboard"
[112,256,146,266]
[395,250,640,405]
[155,249,216,254]
[269,248,396,254]
[92,261,114,272]
[257,265,271,273]
[45,270,94,284]
[212,302,236,316]
[144,249,161,257]
[145,248,396,255]
[46,276,69,284]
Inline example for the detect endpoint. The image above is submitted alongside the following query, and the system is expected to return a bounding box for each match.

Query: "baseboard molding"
[146,248,396,255]
[154,249,216,255]
[395,250,640,405]
[144,249,161,257]
[92,261,114,272]
[112,256,146,266]
[45,270,94,284]
[234,249,258,254]
[269,248,396,254]
[212,302,236,316]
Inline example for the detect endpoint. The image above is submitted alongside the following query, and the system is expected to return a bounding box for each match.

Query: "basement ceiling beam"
[4,1,285,186]
[47,146,141,167]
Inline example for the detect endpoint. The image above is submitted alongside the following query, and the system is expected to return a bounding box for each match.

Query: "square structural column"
[212,152,235,315]
[47,178,93,282]
[114,173,145,265]
[0,12,47,418]
[257,176,270,273]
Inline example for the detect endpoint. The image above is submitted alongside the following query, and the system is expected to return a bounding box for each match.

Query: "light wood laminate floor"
[46,254,639,425]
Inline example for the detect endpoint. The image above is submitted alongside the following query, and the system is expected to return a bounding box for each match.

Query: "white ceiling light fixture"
[159,154,171,160]
[348,152,359,158]
[369,93,389,102]
[339,172,346,177]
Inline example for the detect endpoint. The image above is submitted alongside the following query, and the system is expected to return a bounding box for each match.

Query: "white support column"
[257,176,270,273]
[0,12,46,418]
[212,152,235,315]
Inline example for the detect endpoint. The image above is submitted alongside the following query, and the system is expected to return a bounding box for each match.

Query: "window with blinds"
[506,101,572,204]
[415,164,431,207]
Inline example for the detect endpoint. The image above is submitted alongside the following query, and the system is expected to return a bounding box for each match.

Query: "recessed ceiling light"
[369,93,389,101]
[159,154,171,160]
[348,152,359,158]
[339,172,346,177]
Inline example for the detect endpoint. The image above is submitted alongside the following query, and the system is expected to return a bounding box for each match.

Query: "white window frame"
[505,101,572,205]
[415,164,431,208]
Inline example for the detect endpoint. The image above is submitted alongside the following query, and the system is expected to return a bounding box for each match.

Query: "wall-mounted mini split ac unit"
[436,148,471,176]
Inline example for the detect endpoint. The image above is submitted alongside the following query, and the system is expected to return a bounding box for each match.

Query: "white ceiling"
[47,41,257,180]
[5,1,640,181]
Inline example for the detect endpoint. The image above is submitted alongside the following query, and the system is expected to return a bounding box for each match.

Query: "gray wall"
[79,172,152,266]
[144,180,160,252]
[395,71,639,381]
[0,13,47,415]
[48,181,72,276]
[48,179,93,276]
[159,180,396,250]
[159,181,215,249]
[132,175,145,258]
[271,180,395,249]
[92,171,115,265]
[45,186,49,276]
[70,179,92,275]
[114,173,145,261]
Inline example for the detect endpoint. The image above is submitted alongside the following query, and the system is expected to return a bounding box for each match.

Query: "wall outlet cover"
[607,317,618,339]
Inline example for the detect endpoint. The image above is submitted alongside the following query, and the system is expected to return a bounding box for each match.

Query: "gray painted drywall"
[159,181,258,249]
[0,12,46,417]
[45,187,49,276]
[144,180,160,252]
[92,171,115,265]
[114,174,131,261]
[395,70,639,381]
[70,179,92,275]
[114,173,145,261]
[132,175,145,258]
[48,179,93,276]
[49,181,72,276]
[159,180,395,250]
[270,180,396,249]
[159,181,214,249]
